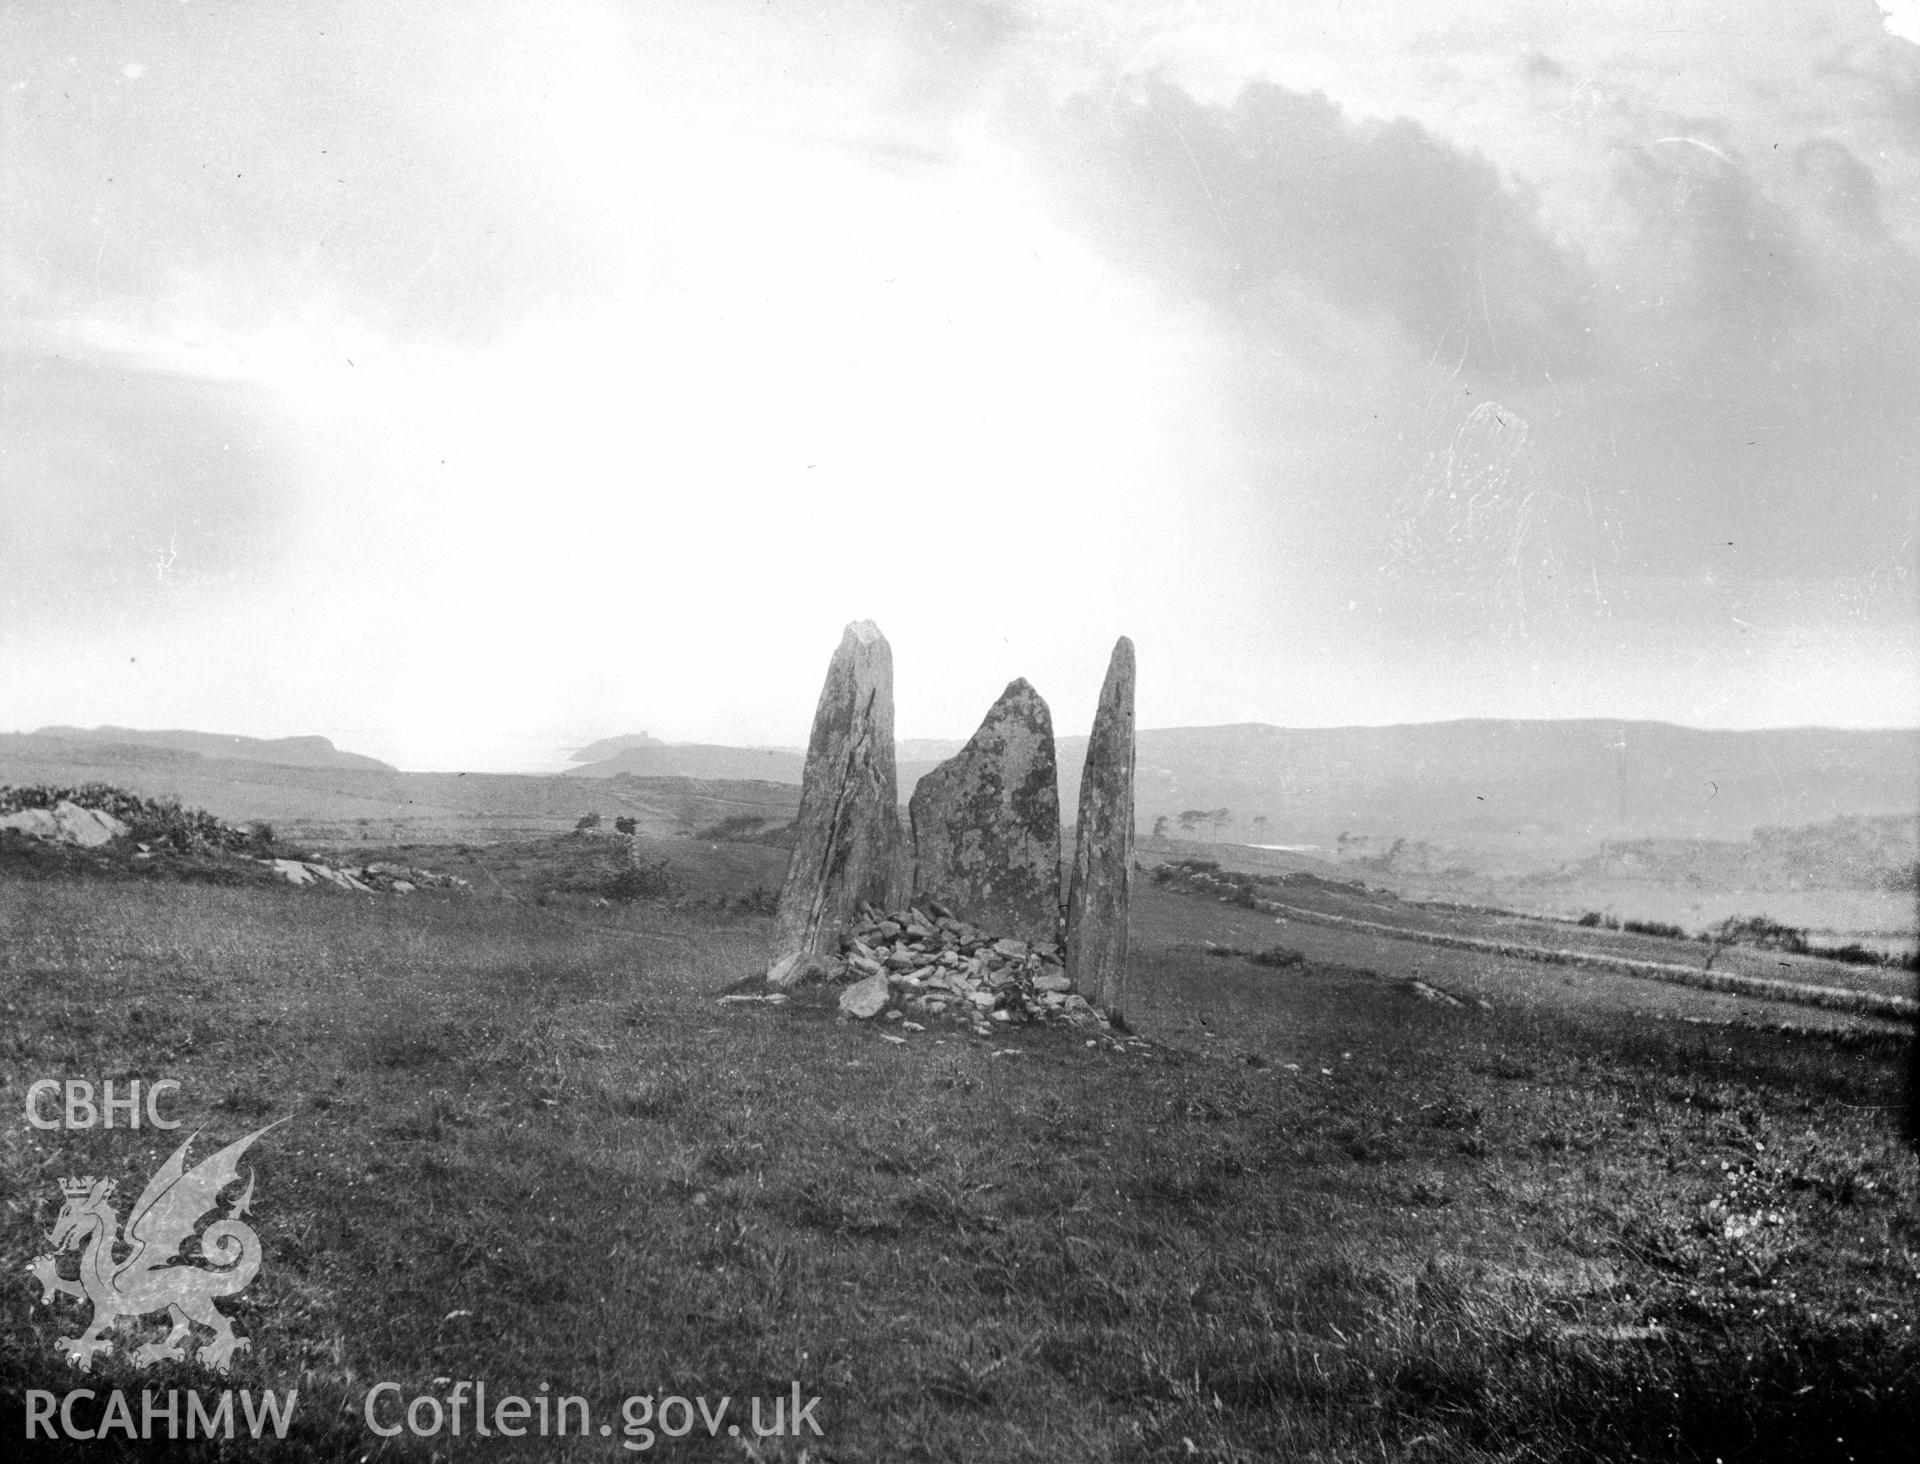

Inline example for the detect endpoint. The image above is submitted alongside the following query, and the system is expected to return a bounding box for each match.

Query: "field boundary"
[1242,896,1918,1022]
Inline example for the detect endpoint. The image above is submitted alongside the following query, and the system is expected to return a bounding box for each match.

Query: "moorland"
[2,787,1916,1461]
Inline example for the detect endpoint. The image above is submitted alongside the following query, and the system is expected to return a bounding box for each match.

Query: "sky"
[3,0,1917,771]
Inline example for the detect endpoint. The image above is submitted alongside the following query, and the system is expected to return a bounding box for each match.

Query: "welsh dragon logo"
[25,1120,286,1373]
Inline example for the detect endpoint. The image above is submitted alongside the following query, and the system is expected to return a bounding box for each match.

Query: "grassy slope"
[1142,861,1917,1005]
[0,862,1915,1462]
[0,739,800,844]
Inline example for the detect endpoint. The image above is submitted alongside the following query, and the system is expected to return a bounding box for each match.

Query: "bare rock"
[773,621,906,959]
[0,808,61,841]
[1065,636,1136,1019]
[269,859,319,886]
[54,802,130,847]
[839,971,891,1019]
[908,678,1063,945]
[0,802,130,848]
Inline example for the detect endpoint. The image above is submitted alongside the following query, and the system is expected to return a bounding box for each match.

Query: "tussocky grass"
[0,864,1913,1462]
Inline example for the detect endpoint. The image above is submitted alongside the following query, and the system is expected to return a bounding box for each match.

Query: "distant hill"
[0,731,795,840]
[574,720,1917,845]
[9,718,1913,862]
[1092,721,1920,844]
[1521,814,1920,897]
[567,741,807,784]
[30,725,395,772]
[569,732,668,763]
[898,737,966,763]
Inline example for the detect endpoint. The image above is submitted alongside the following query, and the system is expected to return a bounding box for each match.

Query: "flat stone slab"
[908,677,1062,946]
[838,971,890,1019]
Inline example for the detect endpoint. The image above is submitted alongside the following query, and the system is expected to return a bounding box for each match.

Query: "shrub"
[694,813,771,842]
[1577,912,1604,927]
[1251,946,1305,969]
[1809,942,1888,968]
[1623,919,1687,940]
[736,884,779,915]
[1712,915,1810,954]
[575,812,603,831]
[0,783,255,854]
[608,856,677,902]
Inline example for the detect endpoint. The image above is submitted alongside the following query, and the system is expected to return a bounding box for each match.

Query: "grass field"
[2,849,1917,1462]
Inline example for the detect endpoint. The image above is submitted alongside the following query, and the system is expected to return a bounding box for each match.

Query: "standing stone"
[908,678,1062,946]
[772,621,905,965]
[1065,637,1136,1019]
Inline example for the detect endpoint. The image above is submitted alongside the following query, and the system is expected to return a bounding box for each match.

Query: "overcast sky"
[4,1,1917,770]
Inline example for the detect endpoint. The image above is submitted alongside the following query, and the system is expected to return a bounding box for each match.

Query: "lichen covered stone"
[1065,637,1136,1018]
[772,620,905,960]
[908,677,1062,946]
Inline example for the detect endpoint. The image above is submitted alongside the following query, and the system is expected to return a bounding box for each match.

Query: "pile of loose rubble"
[743,900,1114,1037]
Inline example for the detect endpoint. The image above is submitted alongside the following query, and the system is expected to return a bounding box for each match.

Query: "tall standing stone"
[1065,637,1136,1019]
[773,621,905,962]
[908,678,1062,945]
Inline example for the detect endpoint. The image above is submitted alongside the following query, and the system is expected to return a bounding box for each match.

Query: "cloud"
[1794,139,1887,234]
[0,351,299,626]
[1024,77,1599,387]
[2,3,655,354]
[881,0,1029,117]
[1610,127,1815,353]
[1006,56,1920,656]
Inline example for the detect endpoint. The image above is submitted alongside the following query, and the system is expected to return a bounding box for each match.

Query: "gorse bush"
[1249,945,1306,969]
[694,812,783,843]
[1816,942,1884,967]
[1712,915,1811,954]
[608,855,679,903]
[1708,914,1912,969]
[1622,919,1687,940]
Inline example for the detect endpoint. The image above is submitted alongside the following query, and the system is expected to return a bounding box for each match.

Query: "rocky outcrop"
[0,801,129,848]
[771,621,905,965]
[268,859,375,893]
[908,678,1061,945]
[259,856,468,891]
[263,858,468,894]
[1066,637,1136,1018]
